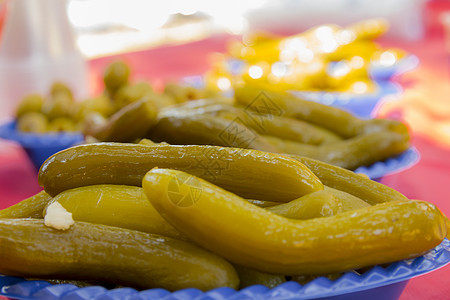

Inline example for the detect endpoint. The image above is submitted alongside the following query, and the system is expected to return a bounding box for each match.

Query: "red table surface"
[1,1,450,299]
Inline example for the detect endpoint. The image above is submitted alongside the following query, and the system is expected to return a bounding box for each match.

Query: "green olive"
[47,117,77,132]
[16,94,44,118]
[42,93,74,120]
[114,81,153,111]
[50,82,73,100]
[17,112,48,133]
[71,96,114,122]
[103,61,131,96]
[164,83,204,103]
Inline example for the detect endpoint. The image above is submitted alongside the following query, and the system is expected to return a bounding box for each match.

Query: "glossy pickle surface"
[38,143,323,201]
[143,168,447,275]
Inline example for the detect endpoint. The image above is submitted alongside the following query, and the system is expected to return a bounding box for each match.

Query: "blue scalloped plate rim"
[0,120,84,169]
[0,120,83,148]
[0,238,449,300]
[354,147,420,180]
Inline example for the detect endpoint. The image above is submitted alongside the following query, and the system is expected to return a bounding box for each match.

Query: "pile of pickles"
[4,19,444,293]
[205,18,407,94]
[15,56,410,171]
[80,74,410,171]
[0,142,448,291]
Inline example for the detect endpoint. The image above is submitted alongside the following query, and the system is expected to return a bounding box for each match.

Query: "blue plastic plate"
[0,238,448,300]
[289,80,401,119]
[369,55,420,81]
[355,147,420,181]
[0,121,84,170]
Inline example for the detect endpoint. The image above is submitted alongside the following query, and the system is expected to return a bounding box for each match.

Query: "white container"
[0,0,89,117]
[246,0,426,41]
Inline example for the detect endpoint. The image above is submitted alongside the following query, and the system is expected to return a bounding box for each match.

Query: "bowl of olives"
[0,61,160,170]
[0,82,87,169]
[0,120,84,170]
[0,82,101,169]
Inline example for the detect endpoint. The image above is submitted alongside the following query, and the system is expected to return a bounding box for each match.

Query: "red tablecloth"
[1,1,450,299]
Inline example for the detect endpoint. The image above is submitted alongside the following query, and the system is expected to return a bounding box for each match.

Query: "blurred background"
[0,0,448,110]
[1,0,448,142]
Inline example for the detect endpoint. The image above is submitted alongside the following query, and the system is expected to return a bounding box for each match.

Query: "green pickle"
[39,143,323,201]
[0,190,51,219]
[294,156,408,205]
[267,190,341,219]
[149,112,279,152]
[83,98,157,142]
[143,168,447,275]
[246,199,279,207]
[0,219,239,290]
[269,129,410,170]
[323,186,371,212]
[176,102,342,145]
[234,83,411,170]
[234,83,364,138]
[45,185,185,240]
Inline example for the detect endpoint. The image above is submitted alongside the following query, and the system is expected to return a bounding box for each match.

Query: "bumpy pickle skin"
[246,199,279,207]
[0,219,239,290]
[39,143,323,201]
[323,186,371,212]
[148,112,279,153]
[234,84,364,138]
[292,156,407,205]
[267,190,341,219]
[234,83,410,139]
[175,102,342,145]
[44,185,185,240]
[236,113,342,145]
[266,129,410,170]
[142,168,447,275]
[0,191,52,219]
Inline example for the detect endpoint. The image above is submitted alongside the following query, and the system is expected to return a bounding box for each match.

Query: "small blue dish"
[0,238,448,300]
[0,121,84,170]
